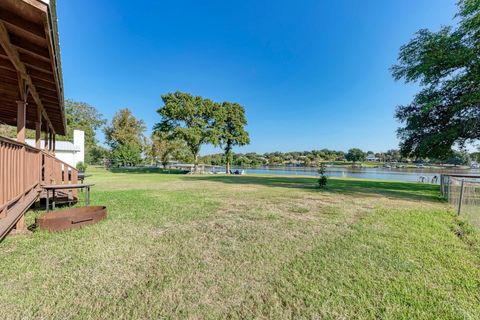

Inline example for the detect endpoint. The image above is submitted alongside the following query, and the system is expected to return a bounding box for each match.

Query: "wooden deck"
[0,0,74,240]
[0,136,79,241]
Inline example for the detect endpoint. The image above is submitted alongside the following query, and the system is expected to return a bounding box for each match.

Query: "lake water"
[218,166,480,183]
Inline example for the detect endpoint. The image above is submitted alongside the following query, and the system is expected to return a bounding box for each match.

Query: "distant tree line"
[199,148,477,167]
[3,90,475,169]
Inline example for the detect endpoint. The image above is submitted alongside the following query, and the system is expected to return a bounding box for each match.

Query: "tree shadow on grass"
[109,167,189,174]
[185,175,444,203]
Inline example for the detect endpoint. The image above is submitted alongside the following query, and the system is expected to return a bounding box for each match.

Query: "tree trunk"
[189,144,200,174]
[162,155,168,169]
[225,144,232,174]
[193,153,199,173]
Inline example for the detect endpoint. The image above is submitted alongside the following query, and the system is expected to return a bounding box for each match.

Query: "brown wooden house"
[0,0,78,240]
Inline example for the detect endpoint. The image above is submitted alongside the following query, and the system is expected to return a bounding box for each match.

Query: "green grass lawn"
[1,167,479,319]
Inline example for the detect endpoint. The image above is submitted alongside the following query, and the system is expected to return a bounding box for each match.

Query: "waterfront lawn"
[0,167,479,319]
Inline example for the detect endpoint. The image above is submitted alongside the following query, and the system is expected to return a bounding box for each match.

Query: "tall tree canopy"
[216,102,250,173]
[65,100,105,146]
[154,91,217,171]
[147,132,186,168]
[64,100,106,163]
[392,0,480,159]
[345,148,366,163]
[104,108,145,166]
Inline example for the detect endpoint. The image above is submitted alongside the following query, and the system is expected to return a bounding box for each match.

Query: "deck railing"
[42,151,79,197]
[0,136,78,218]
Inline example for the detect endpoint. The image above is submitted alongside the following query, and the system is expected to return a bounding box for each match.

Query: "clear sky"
[57,0,457,154]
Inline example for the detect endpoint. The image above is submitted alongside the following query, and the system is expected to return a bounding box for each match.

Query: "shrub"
[318,163,328,188]
[76,161,87,172]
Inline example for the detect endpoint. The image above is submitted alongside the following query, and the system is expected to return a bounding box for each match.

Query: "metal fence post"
[457,179,465,216]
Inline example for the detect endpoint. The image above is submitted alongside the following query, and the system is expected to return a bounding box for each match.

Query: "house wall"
[54,130,84,168]
[73,130,85,165]
[55,151,77,168]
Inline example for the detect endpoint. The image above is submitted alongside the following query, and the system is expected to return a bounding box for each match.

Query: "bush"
[76,161,87,172]
[318,163,328,189]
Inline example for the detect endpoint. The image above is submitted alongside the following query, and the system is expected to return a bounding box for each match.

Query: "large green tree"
[65,100,105,145]
[154,91,217,172]
[392,0,480,159]
[215,102,250,173]
[64,100,106,164]
[386,149,402,162]
[147,132,186,168]
[446,150,471,166]
[104,108,145,166]
[471,150,480,162]
[88,145,109,165]
[345,148,366,163]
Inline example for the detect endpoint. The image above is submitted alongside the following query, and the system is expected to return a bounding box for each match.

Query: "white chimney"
[73,130,85,165]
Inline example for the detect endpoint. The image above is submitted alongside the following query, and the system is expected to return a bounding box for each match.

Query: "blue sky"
[58,0,457,154]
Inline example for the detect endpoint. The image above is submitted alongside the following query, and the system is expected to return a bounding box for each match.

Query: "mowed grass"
[0,167,479,319]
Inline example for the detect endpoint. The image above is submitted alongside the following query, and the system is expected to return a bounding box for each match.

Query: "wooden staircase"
[0,187,41,239]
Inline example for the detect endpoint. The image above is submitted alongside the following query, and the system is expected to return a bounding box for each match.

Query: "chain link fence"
[441,174,480,229]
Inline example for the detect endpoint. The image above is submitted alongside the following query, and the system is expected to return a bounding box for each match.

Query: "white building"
[26,130,85,168]
[366,153,379,162]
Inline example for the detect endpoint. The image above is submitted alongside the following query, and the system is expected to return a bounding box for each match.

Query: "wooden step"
[0,188,41,241]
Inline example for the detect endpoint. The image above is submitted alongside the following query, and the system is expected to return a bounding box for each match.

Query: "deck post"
[35,122,42,148]
[35,111,43,185]
[53,134,56,154]
[35,108,42,149]
[44,127,49,152]
[72,169,78,198]
[16,100,26,197]
[16,99,27,231]
[34,118,42,207]
[15,215,26,231]
[48,130,53,153]
[16,100,26,143]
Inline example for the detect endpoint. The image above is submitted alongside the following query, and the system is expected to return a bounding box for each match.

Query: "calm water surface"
[219,166,480,183]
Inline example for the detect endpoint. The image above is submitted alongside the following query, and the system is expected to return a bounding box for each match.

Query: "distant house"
[285,159,304,167]
[26,130,85,168]
[366,153,379,162]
